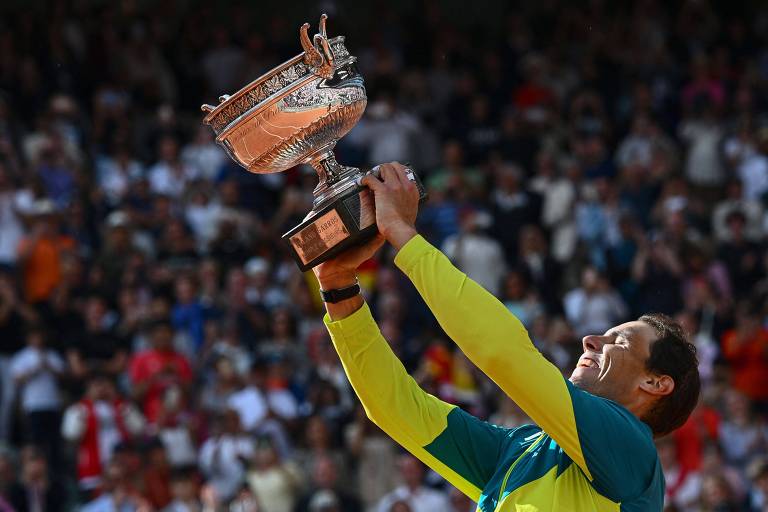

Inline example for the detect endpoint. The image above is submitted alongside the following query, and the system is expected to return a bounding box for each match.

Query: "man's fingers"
[360,173,384,192]
[379,163,403,186]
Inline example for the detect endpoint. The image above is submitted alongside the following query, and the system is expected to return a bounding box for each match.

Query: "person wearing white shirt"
[148,136,199,198]
[442,210,506,297]
[180,126,226,181]
[563,267,628,339]
[198,409,255,503]
[227,380,268,433]
[61,374,146,491]
[376,455,449,512]
[10,325,65,467]
[0,167,33,267]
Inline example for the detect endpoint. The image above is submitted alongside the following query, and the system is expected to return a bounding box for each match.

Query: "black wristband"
[320,279,361,303]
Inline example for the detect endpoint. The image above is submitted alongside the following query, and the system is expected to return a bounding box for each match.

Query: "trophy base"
[283,185,378,271]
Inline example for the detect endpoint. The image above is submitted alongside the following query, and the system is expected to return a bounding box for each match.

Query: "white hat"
[106,210,131,228]
[244,257,269,276]
[28,199,57,216]
[309,490,339,511]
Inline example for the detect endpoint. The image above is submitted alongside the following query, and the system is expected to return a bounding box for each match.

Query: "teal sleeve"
[567,382,657,501]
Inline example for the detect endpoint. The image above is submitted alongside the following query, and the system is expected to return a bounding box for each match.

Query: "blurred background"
[0,0,766,511]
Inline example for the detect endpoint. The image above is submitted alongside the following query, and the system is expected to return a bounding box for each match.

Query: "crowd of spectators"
[0,0,767,510]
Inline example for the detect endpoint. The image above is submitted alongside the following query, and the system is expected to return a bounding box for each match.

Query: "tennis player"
[313,162,700,511]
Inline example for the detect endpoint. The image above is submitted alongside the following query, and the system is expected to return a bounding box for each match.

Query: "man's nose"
[582,335,606,353]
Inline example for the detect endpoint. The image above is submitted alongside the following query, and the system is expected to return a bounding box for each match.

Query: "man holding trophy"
[203,16,700,512]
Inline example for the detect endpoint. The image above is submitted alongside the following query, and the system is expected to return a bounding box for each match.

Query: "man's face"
[570,320,657,403]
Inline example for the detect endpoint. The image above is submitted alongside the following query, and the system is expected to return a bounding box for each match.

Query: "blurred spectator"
[0,162,33,267]
[721,305,768,406]
[347,90,420,167]
[529,153,579,262]
[712,181,762,243]
[198,409,254,505]
[631,233,684,316]
[31,132,78,209]
[717,211,764,300]
[200,356,241,417]
[488,165,541,260]
[513,225,561,312]
[697,473,740,512]
[736,128,768,203]
[10,325,64,467]
[747,458,768,512]
[143,440,173,509]
[294,455,361,512]
[0,271,37,441]
[61,373,145,493]
[95,138,143,207]
[564,266,627,338]
[295,415,349,489]
[718,390,767,468]
[67,294,128,382]
[79,459,150,512]
[344,407,398,510]
[442,209,506,296]
[679,95,725,190]
[181,126,226,181]
[163,467,202,512]
[375,455,449,512]
[8,448,67,512]
[148,136,198,199]
[501,269,544,329]
[246,436,301,512]
[658,436,702,511]
[425,141,483,199]
[17,199,75,305]
[227,362,269,434]
[128,319,193,424]
[172,274,207,354]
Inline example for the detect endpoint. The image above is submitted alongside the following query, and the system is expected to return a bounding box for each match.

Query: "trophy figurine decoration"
[201,14,425,271]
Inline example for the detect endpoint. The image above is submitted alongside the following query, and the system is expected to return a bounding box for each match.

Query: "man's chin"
[569,368,596,391]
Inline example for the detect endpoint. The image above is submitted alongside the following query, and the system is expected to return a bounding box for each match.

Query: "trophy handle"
[300,23,323,69]
[300,15,335,80]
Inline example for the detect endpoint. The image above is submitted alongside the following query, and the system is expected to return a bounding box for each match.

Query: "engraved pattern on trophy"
[201,14,425,270]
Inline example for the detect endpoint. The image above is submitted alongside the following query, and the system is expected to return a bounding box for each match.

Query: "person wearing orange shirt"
[17,199,75,305]
[721,304,768,407]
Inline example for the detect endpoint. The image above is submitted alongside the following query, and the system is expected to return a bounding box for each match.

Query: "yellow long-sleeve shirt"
[324,235,663,511]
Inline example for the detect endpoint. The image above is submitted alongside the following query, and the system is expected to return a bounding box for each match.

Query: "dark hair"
[639,313,701,437]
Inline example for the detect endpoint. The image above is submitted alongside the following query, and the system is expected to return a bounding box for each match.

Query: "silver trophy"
[201,15,425,271]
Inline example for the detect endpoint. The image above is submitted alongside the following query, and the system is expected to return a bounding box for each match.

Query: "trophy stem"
[307,146,345,187]
[307,146,360,210]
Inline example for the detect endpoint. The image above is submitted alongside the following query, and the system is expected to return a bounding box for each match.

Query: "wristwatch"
[320,279,361,303]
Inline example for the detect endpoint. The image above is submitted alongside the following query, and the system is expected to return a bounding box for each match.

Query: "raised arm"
[324,301,508,501]
[359,163,599,481]
[312,194,515,502]
[393,235,596,477]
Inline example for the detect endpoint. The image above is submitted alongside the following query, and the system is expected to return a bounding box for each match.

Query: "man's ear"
[639,374,674,397]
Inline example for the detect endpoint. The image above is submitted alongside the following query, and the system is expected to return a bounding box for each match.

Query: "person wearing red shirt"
[61,373,145,495]
[721,305,768,407]
[128,319,192,424]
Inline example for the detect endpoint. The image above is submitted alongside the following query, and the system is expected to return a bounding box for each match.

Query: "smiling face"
[570,320,660,404]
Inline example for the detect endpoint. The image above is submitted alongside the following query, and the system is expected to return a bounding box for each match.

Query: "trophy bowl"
[202,15,424,271]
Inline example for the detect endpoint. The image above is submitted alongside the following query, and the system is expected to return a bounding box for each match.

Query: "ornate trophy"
[201,15,425,271]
